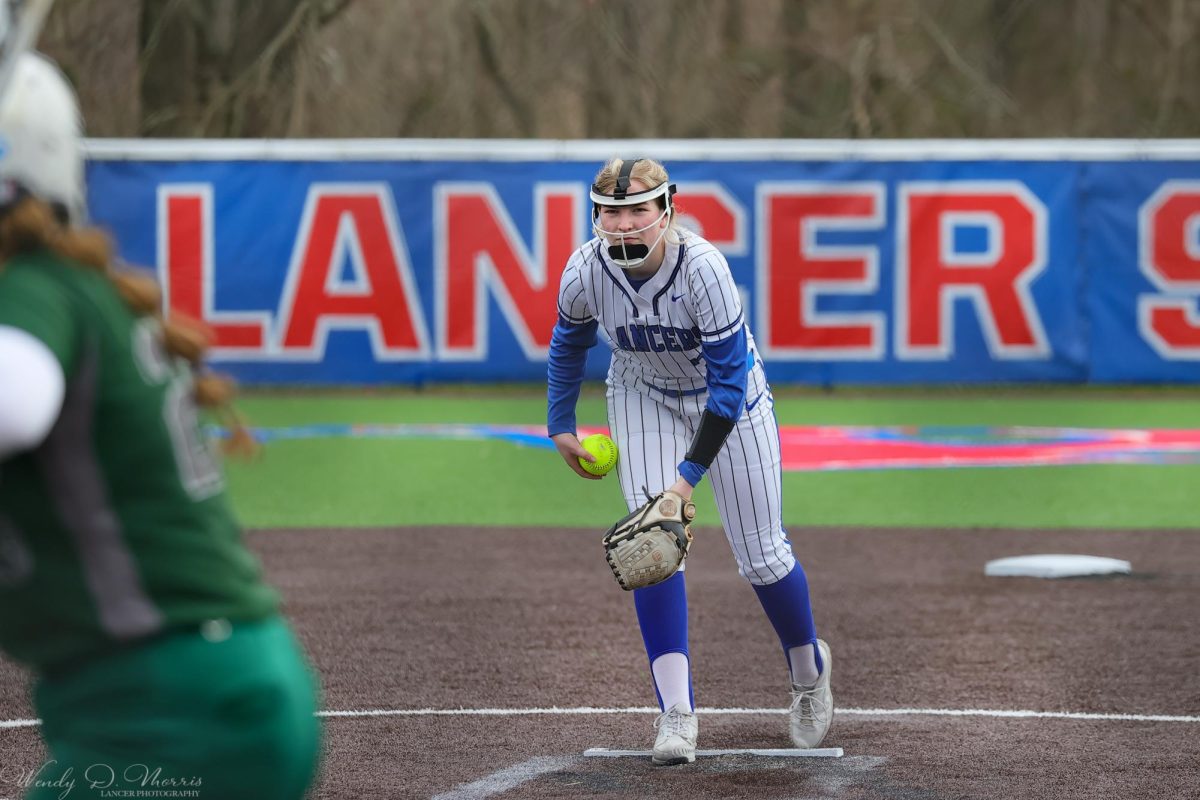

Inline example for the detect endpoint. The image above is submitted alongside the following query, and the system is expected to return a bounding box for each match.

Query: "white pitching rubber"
[584,747,844,758]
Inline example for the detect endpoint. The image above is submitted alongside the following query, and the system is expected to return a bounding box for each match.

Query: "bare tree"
[40,0,1200,139]
[40,0,141,136]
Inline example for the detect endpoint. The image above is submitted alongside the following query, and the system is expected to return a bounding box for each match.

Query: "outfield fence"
[84,139,1200,385]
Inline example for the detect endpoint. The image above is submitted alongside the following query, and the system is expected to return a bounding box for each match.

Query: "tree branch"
[195,0,313,135]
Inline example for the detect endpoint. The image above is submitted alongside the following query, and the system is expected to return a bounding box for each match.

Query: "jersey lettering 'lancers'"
[557,229,767,401]
[0,251,277,672]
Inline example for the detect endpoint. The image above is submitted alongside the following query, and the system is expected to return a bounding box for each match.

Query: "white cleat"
[789,638,834,749]
[652,704,698,766]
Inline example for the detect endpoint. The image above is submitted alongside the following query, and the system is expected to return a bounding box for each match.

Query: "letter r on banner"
[897,182,1049,360]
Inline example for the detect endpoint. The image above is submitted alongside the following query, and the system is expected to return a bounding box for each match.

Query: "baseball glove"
[601,490,696,591]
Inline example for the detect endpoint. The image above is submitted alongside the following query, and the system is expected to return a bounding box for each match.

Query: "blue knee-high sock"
[752,563,823,677]
[633,571,692,710]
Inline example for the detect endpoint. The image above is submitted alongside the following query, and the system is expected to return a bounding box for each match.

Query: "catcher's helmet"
[590,158,677,269]
[0,52,84,223]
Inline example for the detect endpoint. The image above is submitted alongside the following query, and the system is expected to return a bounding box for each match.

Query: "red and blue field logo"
[244,423,1200,471]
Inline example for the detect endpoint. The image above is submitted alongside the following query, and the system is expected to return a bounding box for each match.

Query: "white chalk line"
[0,719,38,729]
[431,756,576,800]
[316,705,1200,723]
[3,704,1197,732]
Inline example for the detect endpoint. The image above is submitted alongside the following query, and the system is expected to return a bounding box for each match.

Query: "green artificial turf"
[223,387,1200,530]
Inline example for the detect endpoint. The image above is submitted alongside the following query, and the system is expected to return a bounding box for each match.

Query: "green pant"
[29,616,321,800]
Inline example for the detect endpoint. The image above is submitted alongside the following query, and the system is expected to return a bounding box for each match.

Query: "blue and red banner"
[83,141,1200,384]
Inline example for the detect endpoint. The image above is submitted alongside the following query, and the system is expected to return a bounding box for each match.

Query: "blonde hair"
[592,158,684,245]
[0,197,257,457]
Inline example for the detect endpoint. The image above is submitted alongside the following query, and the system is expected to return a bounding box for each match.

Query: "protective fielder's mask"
[0,0,85,225]
[590,159,677,270]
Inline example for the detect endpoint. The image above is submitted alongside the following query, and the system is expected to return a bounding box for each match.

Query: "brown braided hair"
[0,196,257,457]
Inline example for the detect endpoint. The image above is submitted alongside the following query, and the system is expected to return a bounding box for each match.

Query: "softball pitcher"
[0,47,320,799]
[547,157,834,765]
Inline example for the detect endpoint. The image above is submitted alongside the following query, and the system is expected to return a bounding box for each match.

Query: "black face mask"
[607,242,650,262]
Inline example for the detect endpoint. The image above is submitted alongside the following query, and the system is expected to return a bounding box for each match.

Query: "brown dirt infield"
[1,525,1198,799]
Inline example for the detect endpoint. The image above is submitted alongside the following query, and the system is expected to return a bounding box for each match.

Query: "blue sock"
[752,563,823,677]
[633,571,692,710]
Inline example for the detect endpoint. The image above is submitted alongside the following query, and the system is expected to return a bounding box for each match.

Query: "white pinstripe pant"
[606,378,796,586]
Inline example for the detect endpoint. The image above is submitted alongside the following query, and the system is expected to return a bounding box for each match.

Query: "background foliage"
[41,0,1200,139]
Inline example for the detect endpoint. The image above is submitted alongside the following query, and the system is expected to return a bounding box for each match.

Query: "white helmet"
[0,52,85,223]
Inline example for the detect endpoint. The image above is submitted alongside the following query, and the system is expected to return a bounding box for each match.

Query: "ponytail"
[0,197,257,458]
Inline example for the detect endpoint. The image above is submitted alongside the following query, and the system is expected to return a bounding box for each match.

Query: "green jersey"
[0,250,278,672]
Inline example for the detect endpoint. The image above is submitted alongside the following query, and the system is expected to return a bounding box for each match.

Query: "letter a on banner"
[277,184,429,360]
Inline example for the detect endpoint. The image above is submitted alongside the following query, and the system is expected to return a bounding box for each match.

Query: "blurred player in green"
[0,18,321,800]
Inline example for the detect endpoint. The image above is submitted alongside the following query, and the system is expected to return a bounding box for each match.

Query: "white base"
[984,554,1132,578]
[584,747,844,758]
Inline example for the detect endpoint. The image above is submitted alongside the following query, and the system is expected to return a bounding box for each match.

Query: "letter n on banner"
[158,184,269,356]
[896,182,1049,360]
[757,183,885,360]
[1138,181,1200,359]
[277,184,429,360]
[436,184,581,360]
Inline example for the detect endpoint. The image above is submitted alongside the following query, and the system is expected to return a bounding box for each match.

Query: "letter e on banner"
[1138,181,1200,359]
[757,183,885,360]
[897,182,1048,360]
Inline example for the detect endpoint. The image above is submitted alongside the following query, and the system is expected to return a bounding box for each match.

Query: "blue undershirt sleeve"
[678,326,749,486]
[678,460,707,487]
[546,315,599,437]
[700,326,749,419]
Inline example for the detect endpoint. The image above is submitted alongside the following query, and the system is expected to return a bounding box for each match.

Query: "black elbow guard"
[685,410,737,468]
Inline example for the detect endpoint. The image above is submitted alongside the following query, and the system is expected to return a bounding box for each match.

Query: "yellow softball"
[579,433,618,476]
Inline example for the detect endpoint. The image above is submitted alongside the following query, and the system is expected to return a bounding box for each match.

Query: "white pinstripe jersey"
[556,230,763,397]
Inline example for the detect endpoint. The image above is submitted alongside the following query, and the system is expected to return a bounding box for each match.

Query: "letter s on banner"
[1138,181,1200,359]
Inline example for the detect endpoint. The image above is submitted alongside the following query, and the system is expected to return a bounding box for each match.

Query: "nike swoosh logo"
[671,293,684,302]
[746,392,765,412]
